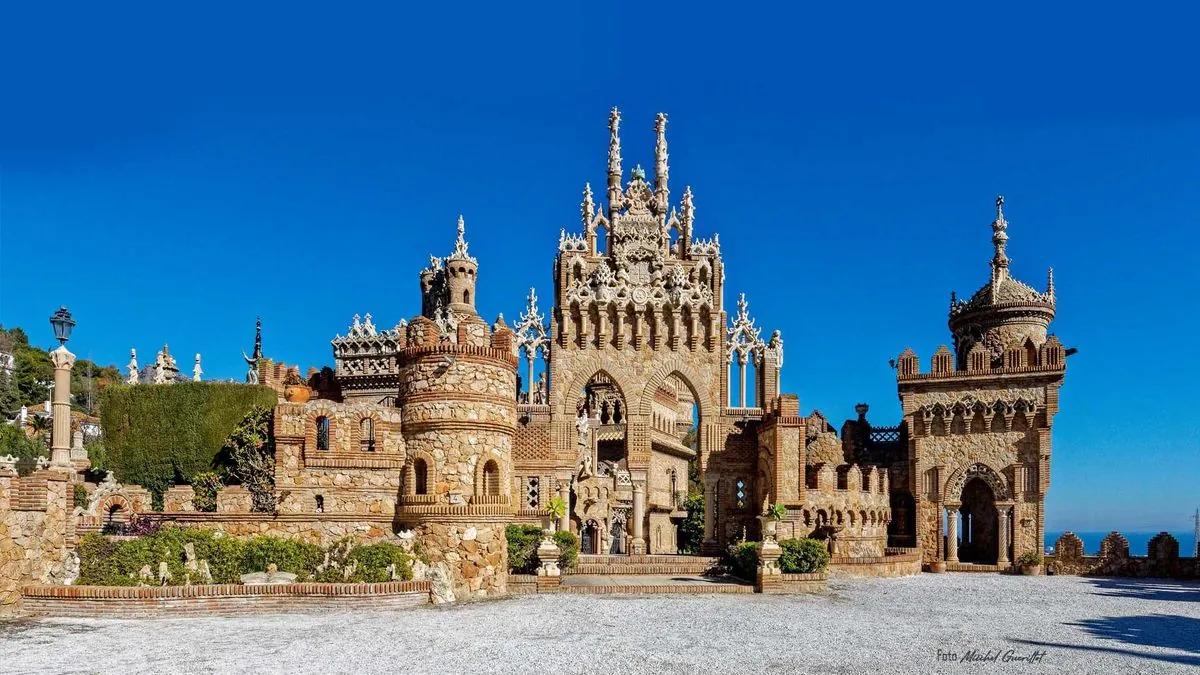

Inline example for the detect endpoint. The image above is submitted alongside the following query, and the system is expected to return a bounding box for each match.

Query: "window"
[669,470,678,507]
[526,477,540,509]
[360,418,376,452]
[464,289,471,305]
[316,416,330,451]
[735,478,747,509]
[414,458,429,495]
[315,495,325,513]
[482,460,500,496]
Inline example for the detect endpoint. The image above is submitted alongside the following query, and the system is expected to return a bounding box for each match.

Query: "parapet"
[896,335,1066,381]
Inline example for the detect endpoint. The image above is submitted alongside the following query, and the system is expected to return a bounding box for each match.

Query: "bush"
[73,483,89,509]
[778,538,831,574]
[76,528,413,585]
[506,524,578,573]
[219,406,276,513]
[1017,551,1043,566]
[677,493,705,554]
[99,382,277,502]
[728,541,759,579]
[190,471,223,512]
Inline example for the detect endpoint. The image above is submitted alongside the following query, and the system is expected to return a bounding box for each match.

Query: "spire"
[252,316,262,360]
[681,186,695,227]
[607,107,622,205]
[654,112,669,199]
[990,195,1010,286]
[447,214,476,263]
[1047,267,1055,300]
[581,183,595,233]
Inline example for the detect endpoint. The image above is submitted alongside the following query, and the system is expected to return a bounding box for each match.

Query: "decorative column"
[49,345,76,468]
[945,506,960,563]
[703,478,717,545]
[737,352,748,407]
[997,506,1011,566]
[557,481,571,532]
[631,483,646,554]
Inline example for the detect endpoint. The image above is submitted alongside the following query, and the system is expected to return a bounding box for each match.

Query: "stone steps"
[568,555,722,576]
[946,562,1009,573]
[557,582,753,595]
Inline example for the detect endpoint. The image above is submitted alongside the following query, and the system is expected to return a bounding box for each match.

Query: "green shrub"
[72,483,89,509]
[778,538,831,573]
[99,382,276,502]
[219,406,276,512]
[190,472,223,512]
[677,493,705,554]
[346,542,414,582]
[506,524,577,573]
[1017,551,1043,566]
[729,541,759,579]
[241,535,323,580]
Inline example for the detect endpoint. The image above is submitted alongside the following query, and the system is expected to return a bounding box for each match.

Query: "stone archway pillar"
[631,483,646,554]
[945,506,960,563]
[997,505,1012,566]
[703,478,717,545]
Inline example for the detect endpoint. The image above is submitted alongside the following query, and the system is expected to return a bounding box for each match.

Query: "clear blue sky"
[2,2,1197,532]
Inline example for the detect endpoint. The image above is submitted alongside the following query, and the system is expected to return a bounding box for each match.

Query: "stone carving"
[727,293,764,364]
[575,409,593,479]
[241,563,298,586]
[192,353,203,382]
[126,349,139,384]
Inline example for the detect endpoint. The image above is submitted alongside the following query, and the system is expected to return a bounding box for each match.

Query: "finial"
[448,215,475,262]
[996,194,1005,220]
[950,290,957,310]
[607,107,622,191]
[581,183,595,233]
[253,316,263,360]
[1047,267,1055,298]
[654,112,669,197]
[681,186,695,227]
[990,195,1010,282]
[631,164,646,181]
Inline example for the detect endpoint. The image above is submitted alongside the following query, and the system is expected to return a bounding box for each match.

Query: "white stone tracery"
[726,293,765,407]
[514,288,550,403]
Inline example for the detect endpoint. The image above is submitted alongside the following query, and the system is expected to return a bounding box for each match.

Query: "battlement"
[895,334,1066,382]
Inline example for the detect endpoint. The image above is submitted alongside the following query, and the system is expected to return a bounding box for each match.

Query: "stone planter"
[1019,563,1044,576]
[929,561,947,573]
[284,386,311,403]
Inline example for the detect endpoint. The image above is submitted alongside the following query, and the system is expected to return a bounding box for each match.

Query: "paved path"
[2,574,1198,674]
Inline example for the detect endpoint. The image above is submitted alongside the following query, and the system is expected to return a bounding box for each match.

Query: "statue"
[575,409,593,480]
[534,372,548,405]
[242,317,262,384]
[192,353,203,382]
[126,349,139,385]
[153,349,167,384]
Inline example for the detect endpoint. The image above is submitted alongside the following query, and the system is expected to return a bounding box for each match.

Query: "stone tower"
[894,198,1068,570]
[396,219,518,599]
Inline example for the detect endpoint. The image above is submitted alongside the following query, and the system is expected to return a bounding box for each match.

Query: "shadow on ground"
[1015,613,1200,668]
[1085,577,1200,603]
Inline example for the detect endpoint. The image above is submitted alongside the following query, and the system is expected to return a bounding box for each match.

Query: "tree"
[220,405,276,513]
[677,493,706,554]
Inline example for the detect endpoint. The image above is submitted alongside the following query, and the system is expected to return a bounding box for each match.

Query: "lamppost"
[48,307,76,468]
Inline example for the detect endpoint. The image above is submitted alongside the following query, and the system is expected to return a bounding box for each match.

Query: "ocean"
[1044,530,1197,557]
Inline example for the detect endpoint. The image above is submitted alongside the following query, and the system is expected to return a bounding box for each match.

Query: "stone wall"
[0,466,72,614]
[413,520,507,600]
[1046,531,1199,579]
[156,512,397,547]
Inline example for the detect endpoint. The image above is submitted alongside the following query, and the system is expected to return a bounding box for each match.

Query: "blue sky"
[2,2,1197,531]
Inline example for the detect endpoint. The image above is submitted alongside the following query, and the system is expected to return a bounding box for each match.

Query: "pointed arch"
[637,356,716,423]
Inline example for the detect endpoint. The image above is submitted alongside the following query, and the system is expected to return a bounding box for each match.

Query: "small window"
[464,289,471,305]
[414,458,428,495]
[483,460,499,496]
[316,416,330,452]
[669,470,678,507]
[315,495,325,513]
[360,418,375,452]
[526,477,540,509]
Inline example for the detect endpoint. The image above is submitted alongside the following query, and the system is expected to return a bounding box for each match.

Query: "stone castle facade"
[262,109,1069,595]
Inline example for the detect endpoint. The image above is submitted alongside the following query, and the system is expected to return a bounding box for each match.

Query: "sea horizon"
[1044,530,1196,556]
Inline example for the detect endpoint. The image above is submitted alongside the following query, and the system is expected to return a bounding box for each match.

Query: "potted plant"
[761,502,787,540]
[1017,551,1044,576]
[544,496,568,534]
[283,371,311,403]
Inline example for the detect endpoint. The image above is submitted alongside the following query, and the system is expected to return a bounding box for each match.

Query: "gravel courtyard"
[2,573,1197,674]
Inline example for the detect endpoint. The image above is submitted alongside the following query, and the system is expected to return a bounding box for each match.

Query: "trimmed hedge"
[99,382,277,502]
[778,538,831,573]
[729,541,759,579]
[77,528,414,586]
[505,524,579,573]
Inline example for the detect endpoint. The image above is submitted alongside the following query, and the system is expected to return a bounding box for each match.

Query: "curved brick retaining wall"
[827,548,922,579]
[21,581,431,618]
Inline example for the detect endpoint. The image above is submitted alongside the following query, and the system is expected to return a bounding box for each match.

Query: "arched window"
[464,289,471,305]
[669,469,679,507]
[315,495,325,513]
[360,418,375,452]
[414,458,428,495]
[482,460,500,496]
[316,416,330,452]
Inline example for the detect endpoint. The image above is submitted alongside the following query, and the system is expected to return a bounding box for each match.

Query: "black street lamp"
[50,306,75,346]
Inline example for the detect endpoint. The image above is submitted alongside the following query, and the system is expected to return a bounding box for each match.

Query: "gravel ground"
[2,574,1197,674]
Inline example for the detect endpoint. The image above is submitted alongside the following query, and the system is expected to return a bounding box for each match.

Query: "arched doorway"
[958,478,998,563]
[581,520,600,555]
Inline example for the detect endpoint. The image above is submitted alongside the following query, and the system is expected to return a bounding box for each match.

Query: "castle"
[251,108,1068,596]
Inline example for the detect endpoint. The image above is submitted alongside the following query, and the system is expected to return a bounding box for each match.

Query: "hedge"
[727,538,831,578]
[98,382,277,502]
[77,528,414,586]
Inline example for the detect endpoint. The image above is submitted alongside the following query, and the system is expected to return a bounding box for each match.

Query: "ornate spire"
[1047,267,1055,300]
[654,112,669,199]
[581,183,595,234]
[681,186,695,228]
[727,293,763,363]
[607,107,622,195]
[990,195,1010,285]
[447,214,477,263]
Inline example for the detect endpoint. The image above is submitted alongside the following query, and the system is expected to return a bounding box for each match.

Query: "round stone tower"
[445,215,478,315]
[948,196,1056,367]
[395,311,518,600]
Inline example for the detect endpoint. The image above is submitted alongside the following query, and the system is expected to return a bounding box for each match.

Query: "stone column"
[558,481,571,533]
[631,482,646,554]
[526,356,535,402]
[703,478,717,545]
[945,506,959,563]
[997,506,1011,566]
[49,345,76,468]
